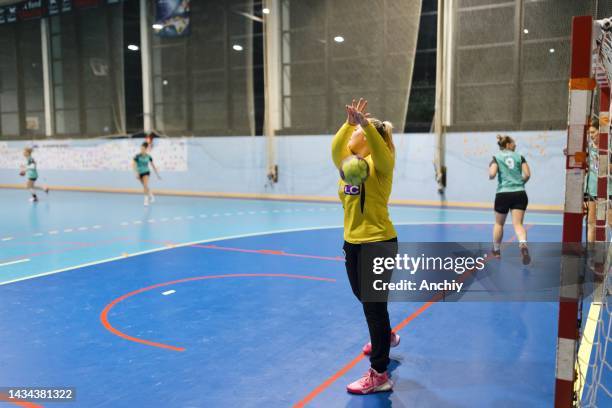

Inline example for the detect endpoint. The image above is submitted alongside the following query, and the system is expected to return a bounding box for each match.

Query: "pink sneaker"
[347,368,393,394]
[362,331,400,355]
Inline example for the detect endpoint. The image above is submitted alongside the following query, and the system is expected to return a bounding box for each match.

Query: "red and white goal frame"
[555,15,610,408]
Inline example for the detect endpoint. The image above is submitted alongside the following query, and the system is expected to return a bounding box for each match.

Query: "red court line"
[100,273,336,352]
[191,244,344,262]
[294,227,532,407]
[0,393,43,408]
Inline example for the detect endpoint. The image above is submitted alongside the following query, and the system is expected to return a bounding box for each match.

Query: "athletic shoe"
[362,331,400,355]
[149,193,155,203]
[44,186,49,194]
[144,196,149,206]
[29,195,38,203]
[520,244,531,265]
[347,368,393,394]
[491,248,501,257]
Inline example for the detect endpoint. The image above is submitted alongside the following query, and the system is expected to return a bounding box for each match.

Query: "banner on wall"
[0,139,188,172]
[0,0,120,24]
[154,0,190,37]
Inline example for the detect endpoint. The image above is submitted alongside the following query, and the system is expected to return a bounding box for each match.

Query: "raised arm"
[351,104,394,175]
[331,122,355,169]
[332,99,368,169]
[362,122,394,175]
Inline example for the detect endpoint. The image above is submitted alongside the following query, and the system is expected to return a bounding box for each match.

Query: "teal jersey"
[133,153,152,175]
[493,150,526,193]
[25,157,38,180]
[585,144,598,197]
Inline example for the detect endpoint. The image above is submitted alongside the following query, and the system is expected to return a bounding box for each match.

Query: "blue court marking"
[0,217,562,407]
[0,189,562,285]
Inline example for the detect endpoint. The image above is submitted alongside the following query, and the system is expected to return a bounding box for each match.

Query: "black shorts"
[494,191,528,214]
[584,193,597,202]
[27,178,37,182]
[139,172,150,180]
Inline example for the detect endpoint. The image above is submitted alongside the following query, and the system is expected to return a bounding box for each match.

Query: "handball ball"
[340,155,369,186]
[19,171,25,177]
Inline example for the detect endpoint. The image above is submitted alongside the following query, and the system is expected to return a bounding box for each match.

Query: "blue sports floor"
[0,189,567,407]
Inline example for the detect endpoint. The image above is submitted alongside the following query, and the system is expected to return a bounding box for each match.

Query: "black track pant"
[343,237,398,373]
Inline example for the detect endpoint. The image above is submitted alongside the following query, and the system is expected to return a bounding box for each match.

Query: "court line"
[575,301,602,400]
[0,226,346,286]
[100,274,336,352]
[0,258,30,268]
[191,244,344,261]
[293,226,531,407]
[0,184,564,211]
[0,237,132,266]
[0,222,559,286]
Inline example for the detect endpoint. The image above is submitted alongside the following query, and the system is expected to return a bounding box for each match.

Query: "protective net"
[575,14,612,407]
[449,0,612,132]
[579,261,612,406]
[275,0,421,135]
[0,2,124,139]
[148,0,258,136]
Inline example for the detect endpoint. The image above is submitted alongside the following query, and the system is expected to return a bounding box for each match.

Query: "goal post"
[555,15,611,408]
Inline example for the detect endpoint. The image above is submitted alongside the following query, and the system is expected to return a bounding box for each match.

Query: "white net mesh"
[580,258,612,406]
[577,16,612,407]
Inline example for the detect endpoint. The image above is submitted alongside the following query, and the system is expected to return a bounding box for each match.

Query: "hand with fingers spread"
[345,98,369,126]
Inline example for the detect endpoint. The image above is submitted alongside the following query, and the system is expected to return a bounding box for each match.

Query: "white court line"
[199,214,207,218]
[161,218,169,222]
[224,213,232,216]
[120,222,129,226]
[33,233,44,237]
[186,216,194,219]
[162,290,176,296]
[0,220,561,287]
[78,227,89,231]
[576,301,603,401]
[148,219,156,223]
[2,237,13,241]
[174,216,182,221]
[64,229,73,233]
[0,258,30,268]
[92,225,101,229]
[133,221,142,225]
[49,230,59,235]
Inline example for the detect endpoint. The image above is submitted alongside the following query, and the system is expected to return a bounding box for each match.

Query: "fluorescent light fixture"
[162,79,168,86]
[127,44,139,51]
[523,28,529,34]
[233,44,243,51]
[549,48,555,53]
[262,7,270,14]
[334,36,344,43]
[152,23,163,30]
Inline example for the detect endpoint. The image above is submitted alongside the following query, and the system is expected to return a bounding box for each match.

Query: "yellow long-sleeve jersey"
[331,121,397,244]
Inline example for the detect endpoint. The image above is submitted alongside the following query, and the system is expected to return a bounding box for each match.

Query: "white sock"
[493,242,501,251]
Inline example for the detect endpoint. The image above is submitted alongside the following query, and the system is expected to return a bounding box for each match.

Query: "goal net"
[557,15,611,408]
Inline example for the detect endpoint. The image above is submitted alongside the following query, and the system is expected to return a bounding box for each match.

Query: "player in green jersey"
[133,142,161,206]
[19,147,49,202]
[489,135,531,264]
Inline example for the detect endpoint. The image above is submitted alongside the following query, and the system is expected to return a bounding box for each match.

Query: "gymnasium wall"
[0,130,566,209]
